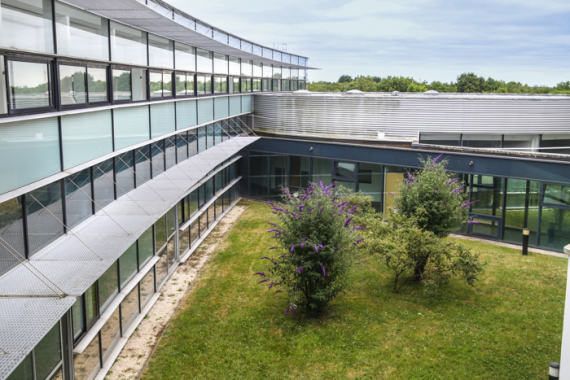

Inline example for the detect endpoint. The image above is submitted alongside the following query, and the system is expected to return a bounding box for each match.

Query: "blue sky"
[168,0,570,86]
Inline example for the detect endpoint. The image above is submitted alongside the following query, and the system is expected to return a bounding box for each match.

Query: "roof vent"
[392,91,399,96]
[346,89,364,95]
[294,90,311,94]
[425,90,439,94]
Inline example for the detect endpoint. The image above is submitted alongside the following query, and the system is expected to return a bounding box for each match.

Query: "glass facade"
[110,22,147,66]
[0,0,54,53]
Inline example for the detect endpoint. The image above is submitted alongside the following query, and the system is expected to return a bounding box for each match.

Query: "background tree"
[456,73,486,92]
[338,75,353,83]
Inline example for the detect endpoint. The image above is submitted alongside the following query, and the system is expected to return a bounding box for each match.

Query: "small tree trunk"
[414,260,427,282]
[393,273,400,292]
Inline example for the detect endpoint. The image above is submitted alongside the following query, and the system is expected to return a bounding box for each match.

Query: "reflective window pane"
[197,127,206,153]
[113,69,131,101]
[540,207,570,251]
[88,67,107,103]
[229,56,240,76]
[9,60,51,109]
[196,48,212,73]
[155,214,167,252]
[358,163,382,212]
[241,60,252,77]
[65,168,92,229]
[139,226,154,268]
[148,34,173,69]
[213,76,227,94]
[165,136,176,170]
[35,322,61,380]
[334,162,356,180]
[290,156,310,188]
[74,334,100,380]
[312,158,332,186]
[213,52,228,74]
[272,80,281,91]
[462,134,502,148]
[93,158,114,212]
[120,286,139,332]
[163,72,172,97]
[135,145,151,187]
[252,78,260,92]
[175,73,186,96]
[27,182,63,256]
[60,65,86,105]
[132,68,147,101]
[55,2,109,60]
[100,307,120,363]
[151,141,165,176]
[420,133,461,146]
[543,184,570,207]
[470,175,503,217]
[197,75,212,95]
[0,0,54,53]
[119,242,138,288]
[175,42,196,72]
[0,197,25,276]
[7,353,33,380]
[149,71,163,98]
[504,179,540,244]
[269,156,287,198]
[177,133,188,162]
[98,262,118,313]
[110,21,147,66]
[156,248,168,285]
[72,297,84,340]
[84,283,97,326]
[140,269,155,307]
[115,152,134,198]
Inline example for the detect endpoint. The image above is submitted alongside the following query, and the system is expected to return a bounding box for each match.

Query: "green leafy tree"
[456,73,486,92]
[338,75,353,83]
[366,212,484,294]
[395,154,470,278]
[256,183,365,314]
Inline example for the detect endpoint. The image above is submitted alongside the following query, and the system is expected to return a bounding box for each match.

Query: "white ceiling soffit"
[59,0,316,70]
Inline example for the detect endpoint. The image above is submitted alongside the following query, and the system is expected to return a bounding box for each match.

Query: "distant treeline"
[307,73,570,94]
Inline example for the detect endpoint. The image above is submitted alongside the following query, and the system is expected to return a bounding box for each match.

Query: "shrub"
[255,182,365,314]
[366,213,484,294]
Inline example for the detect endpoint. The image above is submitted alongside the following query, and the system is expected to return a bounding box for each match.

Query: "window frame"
[149,69,174,100]
[174,71,196,98]
[213,75,228,94]
[196,73,213,96]
[111,64,149,104]
[57,59,110,110]
[4,55,55,115]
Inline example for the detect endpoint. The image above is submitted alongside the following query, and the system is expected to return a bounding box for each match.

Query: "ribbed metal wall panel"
[253,93,570,140]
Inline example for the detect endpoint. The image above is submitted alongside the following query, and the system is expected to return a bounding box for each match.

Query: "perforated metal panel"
[0,297,76,380]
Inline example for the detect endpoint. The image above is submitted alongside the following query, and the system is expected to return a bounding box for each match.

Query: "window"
[273,66,282,78]
[197,74,212,95]
[241,60,253,77]
[229,77,240,93]
[132,68,147,101]
[84,282,98,326]
[176,72,195,96]
[252,78,261,92]
[149,71,162,98]
[177,132,188,162]
[135,145,151,186]
[165,136,176,169]
[312,158,332,186]
[291,69,299,80]
[206,125,215,148]
[299,81,306,90]
[0,0,54,53]
[358,163,382,211]
[252,61,262,77]
[55,2,109,60]
[65,168,92,229]
[196,48,213,73]
[420,133,461,146]
[60,64,108,106]
[503,134,540,150]
[93,158,114,212]
[213,52,228,74]
[290,156,310,188]
[262,79,272,92]
[188,130,198,157]
[155,214,167,252]
[0,197,25,276]
[8,59,52,111]
[34,322,62,379]
[283,80,290,91]
[139,226,154,268]
[282,67,291,80]
[149,34,174,69]
[291,81,298,91]
[175,42,196,71]
[152,140,165,175]
[334,161,356,180]
[462,134,502,148]
[98,263,118,312]
[110,22,147,66]
[229,56,240,75]
[115,152,135,197]
[269,156,287,198]
[262,64,272,78]
[243,78,253,92]
[213,76,227,94]
[113,69,131,101]
[198,127,206,153]
[119,242,138,288]
[71,298,84,340]
[272,79,281,92]
[541,134,570,155]
[27,182,63,256]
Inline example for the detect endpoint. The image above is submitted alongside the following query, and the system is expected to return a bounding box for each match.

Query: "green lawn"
[142,202,567,380]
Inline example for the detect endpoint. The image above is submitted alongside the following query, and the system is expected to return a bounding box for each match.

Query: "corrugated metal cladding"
[253,93,570,140]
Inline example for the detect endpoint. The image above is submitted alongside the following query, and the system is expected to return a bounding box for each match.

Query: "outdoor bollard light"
[550,362,560,380]
[522,228,530,256]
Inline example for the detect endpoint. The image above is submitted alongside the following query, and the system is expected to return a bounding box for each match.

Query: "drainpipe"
[558,244,570,379]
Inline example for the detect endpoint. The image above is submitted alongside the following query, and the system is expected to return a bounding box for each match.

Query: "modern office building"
[1,1,570,380]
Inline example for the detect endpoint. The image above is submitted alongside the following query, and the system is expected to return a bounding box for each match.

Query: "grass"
[141,202,567,379]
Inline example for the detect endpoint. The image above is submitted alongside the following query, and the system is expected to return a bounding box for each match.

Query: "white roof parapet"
[59,0,314,70]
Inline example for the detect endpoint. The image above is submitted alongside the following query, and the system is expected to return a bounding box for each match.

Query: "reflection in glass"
[7,353,33,380]
[0,0,54,53]
[149,71,163,98]
[27,182,63,256]
[229,56,240,75]
[312,158,332,186]
[88,67,107,103]
[196,75,212,95]
[543,184,570,207]
[65,168,92,228]
[334,162,356,180]
[504,179,540,244]
[121,286,140,332]
[462,134,502,148]
[269,156,287,198]
[98,262,118,313]
[196,48,212,73]
[35,322,61,380]
[165,136,176,170]
[214,76,227,93]
[384,166,406,213]
[115,152,134,198]
[135,146,151,186]
[120,242,138,288]
[358,163,382,211]
[151,141,165,176]
[262,79,272,92]
[541,134,570,155]
[420,133,461,146]
[175,42,196,71]
[9,60,51,109]
[72,298,84,340]
[155,214,167,252]
[177,133,188,162]
[113,69,131,101]
[132,68,147,101]
[149,34,173,68]
[163,72,172,97]
[84,283,97,326]
[0,197,25,276]
[140,269,155,307]
[55,2,109,60]
[540,207,570,251]
[139,226,154,268]
[110,22,147,66]
[175,73,186,96]
[213,52,228,74]
[208,204,215,228]
[272,80,281,91]
[241,60,252,77]
[252,79,260,92]
[291,81,298,91]
[156,248,168,285]
[74,334,100,380]
[60,65,86,105]
[100,307,120,363]
[93,158,114,212]
[470,175,503,217]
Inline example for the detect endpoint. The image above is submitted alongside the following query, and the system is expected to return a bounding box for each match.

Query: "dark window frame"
[149,69,174,100]
[57,59,110,110]
[174,71,196,98]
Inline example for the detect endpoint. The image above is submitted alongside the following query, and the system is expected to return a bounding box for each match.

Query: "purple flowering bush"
[256,182,365,314]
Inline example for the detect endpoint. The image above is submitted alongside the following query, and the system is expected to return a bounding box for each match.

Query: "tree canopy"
[307,73,570,94]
